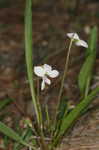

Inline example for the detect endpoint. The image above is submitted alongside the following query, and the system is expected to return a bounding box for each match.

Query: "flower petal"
[75,40,88,48]
[34,66,45,77]
[44,76,51,85]
[41,79,45,90]
[43,64,52,73]
[67,33,79,40]
[48,70,59,78]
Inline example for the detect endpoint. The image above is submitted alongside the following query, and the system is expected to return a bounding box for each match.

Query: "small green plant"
[0,0,98,150]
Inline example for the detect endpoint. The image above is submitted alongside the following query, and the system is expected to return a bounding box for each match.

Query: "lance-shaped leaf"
[0,122,30,147]
[0,98,14,110]
[78,27,97,95]
[25,0,40,124]
[52,86,99,147]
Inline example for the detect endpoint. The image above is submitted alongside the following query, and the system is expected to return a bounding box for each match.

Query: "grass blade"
[25,0,40,124]
[0,98,14,110]
[13,128,35,150]
[0,122,30,147]
[86,26,97,55]
[52,86,99,147]
[54,97,68,137]
[78,54,95,95]
[78,27,97,95]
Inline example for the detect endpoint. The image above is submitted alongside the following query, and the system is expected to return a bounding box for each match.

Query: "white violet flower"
[67,33,88,48]
[34,64,59,90]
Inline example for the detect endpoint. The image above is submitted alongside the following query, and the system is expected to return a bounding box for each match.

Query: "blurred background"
[0,0,99,101]
[0,0,99,149]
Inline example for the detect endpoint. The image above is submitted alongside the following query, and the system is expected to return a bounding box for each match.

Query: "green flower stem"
[53,39,73,129]
[58,39,73,103]
[37,79,43,130]
[45,105,50,127]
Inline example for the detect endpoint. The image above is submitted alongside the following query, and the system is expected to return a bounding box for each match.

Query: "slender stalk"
[36,81,49,150]
[57,39,73,109]
[37,79,43,129]
[45,105,50,127]
[37,79,45,137]
[52,38,73,138]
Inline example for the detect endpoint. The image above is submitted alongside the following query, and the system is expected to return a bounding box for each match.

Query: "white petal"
[34,66,45,77]
[41,79,45,90]
[48,70,59,78]
[44,76,51,85]
[43,64,52,73]
[75,40,88,48]
[67,33,79,40]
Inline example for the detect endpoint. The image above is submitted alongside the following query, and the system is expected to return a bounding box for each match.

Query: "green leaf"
[0,98,14,110]
[78,53,95,94]
[25,0,40,124]
[13,128,35,150]
[52,86,99,147]
[78,26,97,95]
[0,122,29,147]
[86,26,97,55]
[54,97,68,136]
